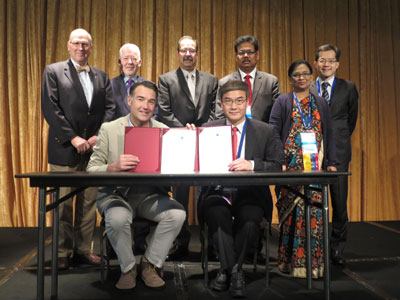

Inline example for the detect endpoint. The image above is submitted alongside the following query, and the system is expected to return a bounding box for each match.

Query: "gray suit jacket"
[87,115,168,214]
[310,78,358,165]
[41,59,115,166]
[110,73,147,119]
[157,68,218,127]
[215,70,281,123]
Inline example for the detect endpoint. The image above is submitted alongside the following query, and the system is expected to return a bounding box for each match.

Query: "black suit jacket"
[198,118,282,221]
[310,78,358,165]
[41,59,115,166]
[157,68,218,127]
[215,70,281,123]
[110,73,147,119]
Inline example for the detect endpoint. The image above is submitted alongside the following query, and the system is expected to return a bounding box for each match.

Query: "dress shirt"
[226,118,254,170]
[180,67,196,101]
[317,76,335,100]
[239,68,257,91]
[71,58,93,107]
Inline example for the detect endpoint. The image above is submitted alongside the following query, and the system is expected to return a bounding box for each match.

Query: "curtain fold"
[1,0,399,226]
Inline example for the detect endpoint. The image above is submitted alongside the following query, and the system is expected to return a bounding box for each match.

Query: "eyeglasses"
[291,72,312,79]
[317,58,337,64]
[179,48,197,54]
[237,50,256,56]
[70,41,90,49]
[222,98,247,106]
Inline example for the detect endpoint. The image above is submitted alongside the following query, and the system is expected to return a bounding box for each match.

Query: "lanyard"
[316,77,336,101]
[293,92,312,129]
[236,117,248,159]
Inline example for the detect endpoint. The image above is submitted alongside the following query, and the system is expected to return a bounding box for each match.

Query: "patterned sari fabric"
[277,95,325,279]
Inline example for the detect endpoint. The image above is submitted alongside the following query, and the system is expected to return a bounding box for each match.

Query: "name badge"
[300,131,319,171]
[245,105,252,119]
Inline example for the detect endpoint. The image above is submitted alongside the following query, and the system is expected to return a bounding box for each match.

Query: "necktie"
[322,82,330,104]
[244,75,253,105]
[187,73,196,103]
[232,126,238,160]
[76,65,90,73]
[126,79,133,94]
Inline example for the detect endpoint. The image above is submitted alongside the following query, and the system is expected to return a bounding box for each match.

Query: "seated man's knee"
[169,209,186,227]
[105,206,132,231]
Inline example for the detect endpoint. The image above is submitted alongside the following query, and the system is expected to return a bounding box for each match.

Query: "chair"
[200,220,271,287]
[99,217,159,283]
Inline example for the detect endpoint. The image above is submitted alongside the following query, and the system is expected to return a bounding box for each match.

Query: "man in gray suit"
[310,44,359,266]
[111,43,147,119]
[41,28,115,269]
[157,36,218,258]
[87,81,185,290]
[215,35,281,123]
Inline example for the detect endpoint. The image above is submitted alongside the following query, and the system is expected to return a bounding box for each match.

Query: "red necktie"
[232,126,238,160]
[244,75,253,105]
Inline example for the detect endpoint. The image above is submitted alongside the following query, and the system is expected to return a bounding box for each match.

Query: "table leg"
[322,184,330,300]
[305,187,312,290]
[37,188,46,300]
[51,188,59,299]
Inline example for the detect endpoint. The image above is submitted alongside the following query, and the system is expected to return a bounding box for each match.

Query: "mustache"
[183,56,193,61]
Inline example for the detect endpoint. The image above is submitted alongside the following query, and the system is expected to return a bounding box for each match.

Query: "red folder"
[124,127,162,172]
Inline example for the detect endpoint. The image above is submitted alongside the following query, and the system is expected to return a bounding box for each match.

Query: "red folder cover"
[124,127,162,172]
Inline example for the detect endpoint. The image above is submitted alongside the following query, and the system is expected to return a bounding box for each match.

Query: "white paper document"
[198,126,233,172]
[161,129,197,173]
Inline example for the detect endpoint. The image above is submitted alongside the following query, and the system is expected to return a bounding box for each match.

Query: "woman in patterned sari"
[269,60,337,278]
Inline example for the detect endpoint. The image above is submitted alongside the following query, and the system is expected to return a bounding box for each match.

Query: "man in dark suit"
[41,28,115,269]
[157,35,218,258]
[215,35,281,123]
[310,44,359,266]
[110,43,147,119]
[110,43,150,254]
[199,80,281,297]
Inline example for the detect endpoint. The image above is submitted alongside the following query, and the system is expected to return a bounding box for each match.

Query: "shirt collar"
[123,73,139,84]
[239,68,257,80]
[226,118,246,133]
[317,76,335,87]
[128,116,153,128]
[70,58,88,68]
[180,67,196,79]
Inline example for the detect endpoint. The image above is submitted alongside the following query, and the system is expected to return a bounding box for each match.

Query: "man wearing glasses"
[311,44,359,266]
[157,35,218,260]
[41,28,115,269]
[199,80,281,297]
[215,35,281,124]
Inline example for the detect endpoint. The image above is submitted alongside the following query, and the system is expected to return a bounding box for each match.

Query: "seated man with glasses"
[198,80,282,297]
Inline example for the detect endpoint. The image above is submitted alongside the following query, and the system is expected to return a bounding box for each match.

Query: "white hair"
[119,43,141,60]
[69,28,92,44]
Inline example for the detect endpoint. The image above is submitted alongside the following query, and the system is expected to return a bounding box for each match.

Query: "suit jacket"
[269,92,336,168]
[110,73,147,119]
[198,118,282,221]
[157,68,218,127]
[87,115,168,214]
[310,78,358,165]
[41,59,115,166]
[215,70,281,123]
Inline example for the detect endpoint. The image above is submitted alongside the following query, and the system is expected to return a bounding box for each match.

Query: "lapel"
[118,73,130,111]
[252,70,262,107]
[310,81,318,96]
[330,77,343,109]
[244,118,255,159]
[88,66,98,108]
[176,68,194,104]
[193,69,202,107]
[65,59,89,107]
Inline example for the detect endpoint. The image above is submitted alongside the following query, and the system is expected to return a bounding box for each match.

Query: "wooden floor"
[0,222,399,300]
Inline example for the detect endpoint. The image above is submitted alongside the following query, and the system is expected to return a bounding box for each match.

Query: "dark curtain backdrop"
[1,0,399,226]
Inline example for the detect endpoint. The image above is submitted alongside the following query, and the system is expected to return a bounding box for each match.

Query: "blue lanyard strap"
[316,77,336,101]
[236,117,247,159]
[293,92,312,129]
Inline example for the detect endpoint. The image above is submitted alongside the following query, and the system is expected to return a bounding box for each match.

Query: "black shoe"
[166,244,189,261]
[210,269,229,291]
[229,270,245,298]
[331,249,345,266]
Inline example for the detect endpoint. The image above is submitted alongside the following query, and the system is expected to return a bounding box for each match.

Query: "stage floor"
[0,222,399,300]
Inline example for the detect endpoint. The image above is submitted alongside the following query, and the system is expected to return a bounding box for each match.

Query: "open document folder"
[124,125,233,173]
